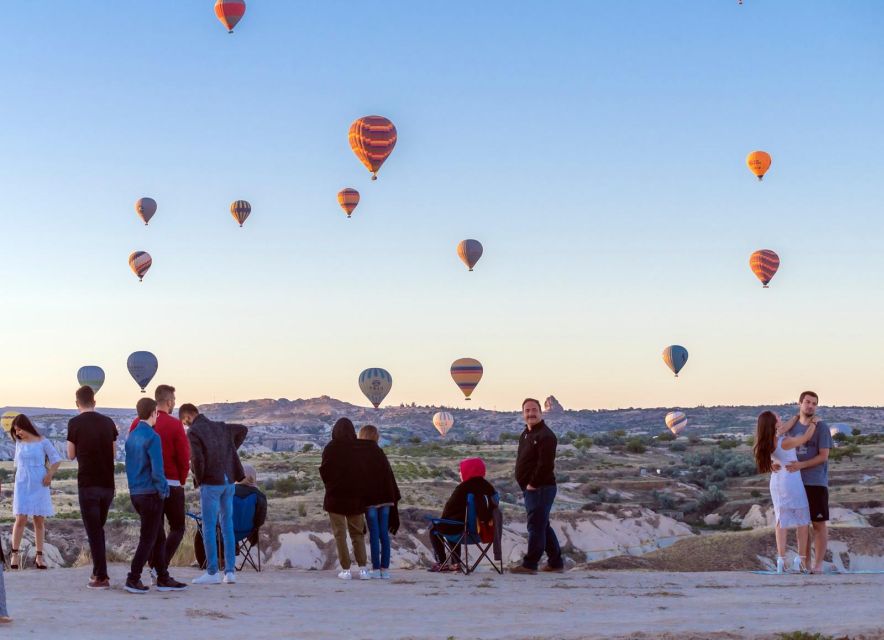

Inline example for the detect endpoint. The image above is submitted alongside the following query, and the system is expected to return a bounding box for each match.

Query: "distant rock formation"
[544,395,564,413]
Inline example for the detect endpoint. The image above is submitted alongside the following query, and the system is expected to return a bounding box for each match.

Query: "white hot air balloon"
[432,411,455,438]
[664,411,687,436]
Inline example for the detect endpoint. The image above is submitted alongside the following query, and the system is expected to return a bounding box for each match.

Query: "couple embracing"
[754,390,833,574]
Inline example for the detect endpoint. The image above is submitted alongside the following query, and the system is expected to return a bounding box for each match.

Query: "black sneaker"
[156,576,188,592]
[125,578,149,594]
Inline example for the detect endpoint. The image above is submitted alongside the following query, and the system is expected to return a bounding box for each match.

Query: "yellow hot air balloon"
[746,151,772,181]
[450,358,483,400]
[432,411,454,438]
[1,411,20,433]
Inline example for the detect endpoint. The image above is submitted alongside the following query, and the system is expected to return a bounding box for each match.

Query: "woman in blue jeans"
[357,425,401,579]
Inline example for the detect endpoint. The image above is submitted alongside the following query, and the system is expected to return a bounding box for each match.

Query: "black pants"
[129,493,166,582]
[429,525,461,564]
[78,486,115,580]
[150,486,186,570]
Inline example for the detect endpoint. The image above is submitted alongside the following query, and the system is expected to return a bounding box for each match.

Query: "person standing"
[319,418,370,580]
[357,424,401,579]
[124,398,187,594]
[511,398,563,575]
[179,404,248,585]
[9,414,62,571]
[784,391,834,573]
[67,385,119,589]
[128,385,190,577]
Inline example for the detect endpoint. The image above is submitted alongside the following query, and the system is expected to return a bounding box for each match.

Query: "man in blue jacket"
[125,398,187,594]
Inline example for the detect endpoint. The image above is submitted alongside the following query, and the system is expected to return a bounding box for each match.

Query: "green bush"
[851,428,862,436]
[301,443,314,453]
[626,438,647,454]
[830,444,861,462]
[718,439,739,450]
[656,432,676,442]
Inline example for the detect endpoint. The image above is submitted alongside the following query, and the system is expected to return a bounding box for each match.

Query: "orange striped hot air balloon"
[337,188,360,218]
[746,151,772,181]
[230,200,251,227]
[215,0,246,33]
[129,251,152,282]
[451,358,483,400]
[349,116,397,180]
[749,249,780,288]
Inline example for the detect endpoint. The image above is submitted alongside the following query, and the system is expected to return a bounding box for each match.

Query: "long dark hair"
[10,414,41,442]
[753,411,777,474]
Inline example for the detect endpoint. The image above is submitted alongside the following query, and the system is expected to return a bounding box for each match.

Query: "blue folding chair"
[186,492,262,572]
[428,493,503,575]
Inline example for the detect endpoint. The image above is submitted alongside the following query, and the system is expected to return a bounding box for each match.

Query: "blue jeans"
[365,506,391,570]
[200,482,235,575]
[523,485,562,570]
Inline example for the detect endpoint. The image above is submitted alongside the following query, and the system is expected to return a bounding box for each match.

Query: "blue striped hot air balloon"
[127,351,158,393]
[662,345,688,377]
[77,366,106,394]
[359,368,392,409]
[450,358,483,400]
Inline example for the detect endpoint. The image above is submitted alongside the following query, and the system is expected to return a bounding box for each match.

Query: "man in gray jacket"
[179,404,247,585]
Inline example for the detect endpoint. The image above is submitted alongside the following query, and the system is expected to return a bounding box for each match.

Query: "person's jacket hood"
[459,457,486,482]
[331,417,356,442]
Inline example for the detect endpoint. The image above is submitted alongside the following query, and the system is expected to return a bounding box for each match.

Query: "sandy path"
[3,564,883,639]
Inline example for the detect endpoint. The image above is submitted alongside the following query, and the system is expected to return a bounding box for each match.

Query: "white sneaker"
[369,570,381,579]
[775,557,785,574]
[380,569,391,580]
[337,570,353,580]
[192,572,222,585]
[791,556,803,573]
[358,568,372,580]
[223,572,236,584]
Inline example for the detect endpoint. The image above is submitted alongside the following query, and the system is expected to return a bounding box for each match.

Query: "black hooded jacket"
[319,418,364,515]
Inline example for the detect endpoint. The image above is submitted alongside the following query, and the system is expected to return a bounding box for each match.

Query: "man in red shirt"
[129,384,190,578]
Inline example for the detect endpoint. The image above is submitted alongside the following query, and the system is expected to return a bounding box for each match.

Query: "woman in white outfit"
[8,414,62,570]
[753,411,816,573]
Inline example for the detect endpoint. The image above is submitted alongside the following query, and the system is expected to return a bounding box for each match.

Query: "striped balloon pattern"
[135,197,157,225]
[337,188,360,218]
[746,150,772,181]
[349,116,397,180]
[77,366,106,394]
[231,200,251,227]
[127,351,158,393]
[215,0,246,33]
[457,239,483,271]
[359,368,393,409]
[749,249,780,287]
[664,411,687,436]
[432,411,455,438]
[662,345,689,377]
[128,251,152,281]
[450,358,483,400]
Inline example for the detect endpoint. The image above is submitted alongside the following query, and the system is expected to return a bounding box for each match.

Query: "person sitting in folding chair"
[427,457,499,574]
[233,464,267,571]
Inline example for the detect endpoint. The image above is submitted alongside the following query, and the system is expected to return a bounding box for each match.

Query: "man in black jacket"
[180,404,247,586]
[511,398,563,574]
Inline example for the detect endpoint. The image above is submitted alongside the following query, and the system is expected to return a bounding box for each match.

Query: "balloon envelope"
[451,358,483,399]
[359,368,392,409]
[349,116,397,180]
[664,411,687,435]
[77,366,106,393]
[337,188,360,217]
[432,411,455,438]
[662,345,689,377]
[1,411,20,433]
[750,249,780,287]
[231,200,251,227]
[746,150,772,180]
[127,351,158,393]
[457,239,483,271]
[135,197,157,225]
[215,0,246,32]
[128,251,152,281]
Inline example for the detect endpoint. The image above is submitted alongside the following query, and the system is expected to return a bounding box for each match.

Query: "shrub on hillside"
[656,432,676,442]
[829,444,861,462]
[626,438,647,454]
[718,439,739,450]
[670,442,687,451]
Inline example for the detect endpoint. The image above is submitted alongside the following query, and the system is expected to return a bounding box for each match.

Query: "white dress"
[13,439,62,517]
[769,436,811,529]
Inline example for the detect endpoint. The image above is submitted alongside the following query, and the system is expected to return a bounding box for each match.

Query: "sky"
[2,1,884,412]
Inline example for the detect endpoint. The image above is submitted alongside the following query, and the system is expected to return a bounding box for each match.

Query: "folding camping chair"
[186,491,263,572]
[428,493,503,575]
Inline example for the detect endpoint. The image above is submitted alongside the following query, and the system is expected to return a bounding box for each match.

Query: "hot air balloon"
[337,188,360,218]
[432,411,455,438]
[215,0,246,33]
[135,197,157,225]
[749,249,780,288]
[457,239,483,271]
[77,366,106,394]
[129,251,152,282]
[359,368,392,409]
[450,358,483,400]
[662,345,688,377]
[829,423,850,438]
[127,351,158,393]
[231,200,251,227]
[1,411,20,433]
[746,151,772,181]
[349,116,397,180]
[664,411,687,436]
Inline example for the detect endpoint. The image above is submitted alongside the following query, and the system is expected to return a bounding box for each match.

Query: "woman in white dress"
[753,411,816,573]
[8,414,62,570]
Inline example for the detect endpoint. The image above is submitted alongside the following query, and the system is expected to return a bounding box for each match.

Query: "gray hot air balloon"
[457,239,483,271]
[135,197,157,225]
[77,366,106,394]
[127,351,158,393]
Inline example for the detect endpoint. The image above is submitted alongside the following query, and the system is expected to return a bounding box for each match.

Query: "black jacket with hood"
[319,418,364,516]
[187,414,248,488]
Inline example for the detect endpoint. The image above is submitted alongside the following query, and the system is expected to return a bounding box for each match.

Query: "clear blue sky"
[2,1,884,411]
